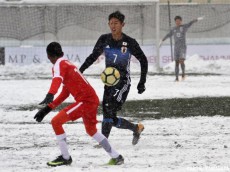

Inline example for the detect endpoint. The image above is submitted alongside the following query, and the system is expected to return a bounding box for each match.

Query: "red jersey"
[48,57,99,109]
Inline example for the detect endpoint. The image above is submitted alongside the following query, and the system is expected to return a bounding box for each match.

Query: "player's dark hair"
[174,16,182,21]
[108,11,125,23]
[46,42,64,57]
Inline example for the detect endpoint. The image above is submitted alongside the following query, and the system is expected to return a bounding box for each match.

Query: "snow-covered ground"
[1,57,230,171]
[163,55,230,75]
[1,75,230,107]
[1,112,230,172]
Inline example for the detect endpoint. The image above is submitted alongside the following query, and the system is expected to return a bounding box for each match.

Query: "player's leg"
[103,83,144,145]
[174,50,180,81]
[112,114,144,145]
[175,60,180,81]
[180,48,186,79]
[180,59,185,79]
[101,118,113,139]
[102,84,137,135]
[116,85,144,145]
[81,102,124,165]
[102,86,114,138]
[92,132,124,165]
[47,110,73,167]
[102,109,139,139]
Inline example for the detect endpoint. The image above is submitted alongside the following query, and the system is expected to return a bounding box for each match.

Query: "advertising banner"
[4,45,230,67]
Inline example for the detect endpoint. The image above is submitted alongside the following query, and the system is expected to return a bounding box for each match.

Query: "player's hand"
[79,65,86,73]
[79,67,84,73]
[137,82,146,94]
[197,16,204,21]
[39,93,54,105]
[34,106,52,122]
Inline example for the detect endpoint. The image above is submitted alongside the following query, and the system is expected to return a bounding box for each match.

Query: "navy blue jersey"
[80,33,148,84]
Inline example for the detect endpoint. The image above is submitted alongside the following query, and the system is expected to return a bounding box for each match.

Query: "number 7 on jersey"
[113,54,118,63]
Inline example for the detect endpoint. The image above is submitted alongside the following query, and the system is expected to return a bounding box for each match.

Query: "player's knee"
[112,117,119,126]
[102,117,118,126]
[51,117,59,128]
[85,126,97,136]
[179,59,184,64]
[51,110,68,127]
[175,61,180,66]
[51,117,64,135]
[51,114,65,128]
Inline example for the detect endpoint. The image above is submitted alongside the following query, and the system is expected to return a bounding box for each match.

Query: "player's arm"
[34,85,70,122]
[39,61,66,105]
[38,77,62,105]
[184,20,197,29]
[130,39,148,94]
[34,61,68,122]
[79,35,105,73]
[48,85,70,109]
[35,77,64,122]
[160,29,173,47]
[184,16,204,29]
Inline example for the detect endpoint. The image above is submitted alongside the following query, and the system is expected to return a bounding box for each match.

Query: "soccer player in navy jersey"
[80,11,148,145]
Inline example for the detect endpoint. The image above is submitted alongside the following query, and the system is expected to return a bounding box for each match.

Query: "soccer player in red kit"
[34,42,124,166]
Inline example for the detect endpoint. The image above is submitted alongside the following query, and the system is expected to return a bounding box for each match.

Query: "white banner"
[5,44,230,67]
[5,46,93,65]
[5,46,156,67]
[160,44,230,66]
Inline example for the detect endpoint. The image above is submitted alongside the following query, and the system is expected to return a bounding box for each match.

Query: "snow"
[1,112,230,172]
[1,54,230,106]
[1,54,230,171]
[163,55,230,75]
[1,75,230,107]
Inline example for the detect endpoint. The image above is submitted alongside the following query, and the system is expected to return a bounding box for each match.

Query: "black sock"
[102,121,113,139]
[175,62,179,79]
[115,117,137,132]
[181,63,185,76]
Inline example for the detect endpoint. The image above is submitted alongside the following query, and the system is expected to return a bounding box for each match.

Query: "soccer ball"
[101,67,120,86]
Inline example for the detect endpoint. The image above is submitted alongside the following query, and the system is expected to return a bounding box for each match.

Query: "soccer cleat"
[47,155,72,167]
[132,123,144,145]
[108,155,124,165]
